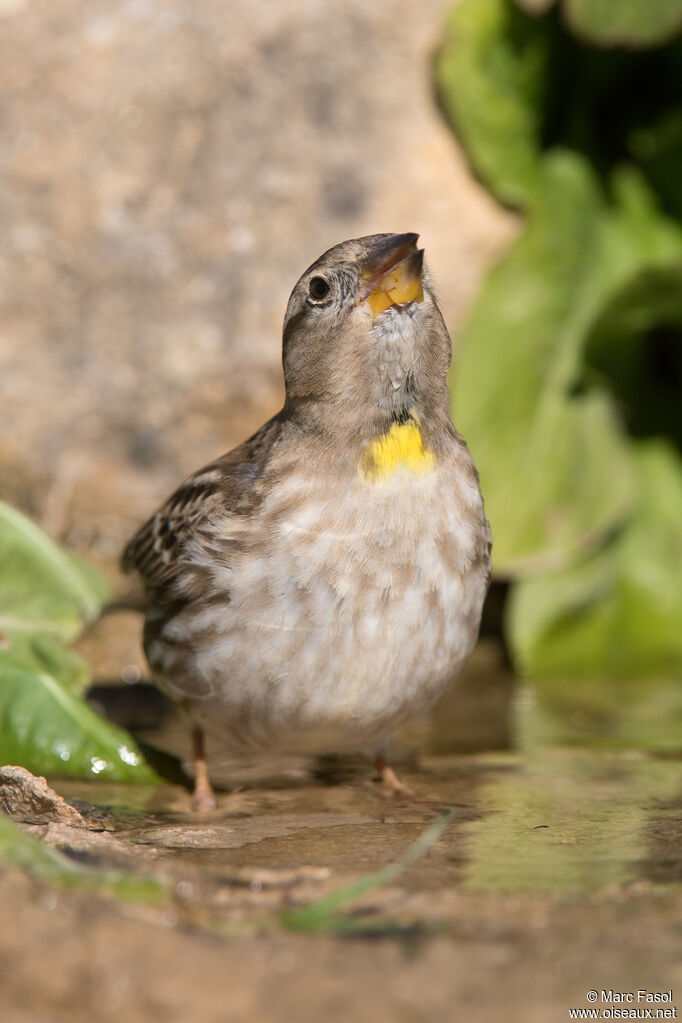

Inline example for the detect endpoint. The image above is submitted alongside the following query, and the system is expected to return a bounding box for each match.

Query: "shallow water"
[59,639,682,901]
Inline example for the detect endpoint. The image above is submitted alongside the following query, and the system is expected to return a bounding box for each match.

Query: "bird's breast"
[147,457,490,752]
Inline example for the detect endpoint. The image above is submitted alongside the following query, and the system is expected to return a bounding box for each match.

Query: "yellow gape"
[367,255,425,318]
[361,414,436,482]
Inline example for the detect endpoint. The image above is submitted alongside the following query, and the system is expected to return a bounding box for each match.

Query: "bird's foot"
[374,756,413,797]
[191,726,217,814]
[191,780,218,814]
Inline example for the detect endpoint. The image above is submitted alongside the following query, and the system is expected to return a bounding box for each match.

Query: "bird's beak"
[360,233,425,318]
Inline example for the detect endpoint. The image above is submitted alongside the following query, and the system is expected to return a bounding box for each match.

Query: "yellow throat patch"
[361,415,436,482]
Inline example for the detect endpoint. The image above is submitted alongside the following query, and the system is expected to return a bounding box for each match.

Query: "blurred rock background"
[0,0,514,570]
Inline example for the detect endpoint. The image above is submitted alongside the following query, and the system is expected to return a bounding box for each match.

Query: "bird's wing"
[122,415,284,603]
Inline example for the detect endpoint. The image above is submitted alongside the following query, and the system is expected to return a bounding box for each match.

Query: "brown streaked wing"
[121,415,284,600]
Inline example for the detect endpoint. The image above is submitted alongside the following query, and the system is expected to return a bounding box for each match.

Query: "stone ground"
[1,712,681,1023]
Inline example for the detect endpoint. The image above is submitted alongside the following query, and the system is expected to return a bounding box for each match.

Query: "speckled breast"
[146,461,490,754]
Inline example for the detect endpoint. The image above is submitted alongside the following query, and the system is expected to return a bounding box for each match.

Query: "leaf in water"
[0,645,161,783]
[507,442,682,681]
[0,813,167,904]
[565,0,682,48]
[435,0,546,208]
[0,500,110,643]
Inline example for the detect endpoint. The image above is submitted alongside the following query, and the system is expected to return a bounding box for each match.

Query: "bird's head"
[281,234,453,443]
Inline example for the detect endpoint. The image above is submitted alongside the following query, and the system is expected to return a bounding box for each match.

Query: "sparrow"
[123,233,491,811]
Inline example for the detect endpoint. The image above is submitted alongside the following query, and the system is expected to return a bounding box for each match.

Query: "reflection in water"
[517,674,682,753]
[80,629,682,897]
[427,639,516,754]
[461,750,682,894]
[452,651,682,895]
[643,789,682,886]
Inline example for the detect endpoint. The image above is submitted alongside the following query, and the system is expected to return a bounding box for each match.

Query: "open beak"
[360,233,425,318]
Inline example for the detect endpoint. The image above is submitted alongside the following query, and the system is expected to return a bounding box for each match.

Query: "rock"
[0,765,86,827]
[0,0,515,568]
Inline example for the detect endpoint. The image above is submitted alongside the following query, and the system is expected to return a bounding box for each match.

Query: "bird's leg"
[191,726,217,813]
[373,750,408,795]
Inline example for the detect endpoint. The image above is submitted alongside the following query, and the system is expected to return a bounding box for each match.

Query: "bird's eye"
[308,276,331,302]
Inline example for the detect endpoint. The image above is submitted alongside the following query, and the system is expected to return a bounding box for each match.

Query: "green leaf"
[453,152,642,574]
[437,0,682,680]
[435,0,547,207]
[0,502,161,783]
[0,500,110,643]
[583,259,682,452]
[0,643,161,782]
[453,156,682,575]
[2,633,90,694]
[0,813,167,903]
[438,1,682,219]
[514,0,556,12]
[508,442,682,679]
[630,106,682,223]
[565,0,682,48]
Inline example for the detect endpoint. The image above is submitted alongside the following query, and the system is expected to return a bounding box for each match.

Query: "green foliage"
[0,501,160,782]
[435,0,546,206]
[565,0,682,48]
[0,500,108,642]
[513,0,682,47]
[436,0,682,680]
[436,0,682,215]
[509,444,682,679]
[451,153,636,573]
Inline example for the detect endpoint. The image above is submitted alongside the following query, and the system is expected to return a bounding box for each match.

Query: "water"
[61,639,682,900]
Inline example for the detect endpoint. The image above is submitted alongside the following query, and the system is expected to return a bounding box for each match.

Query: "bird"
[122,233,491,811]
